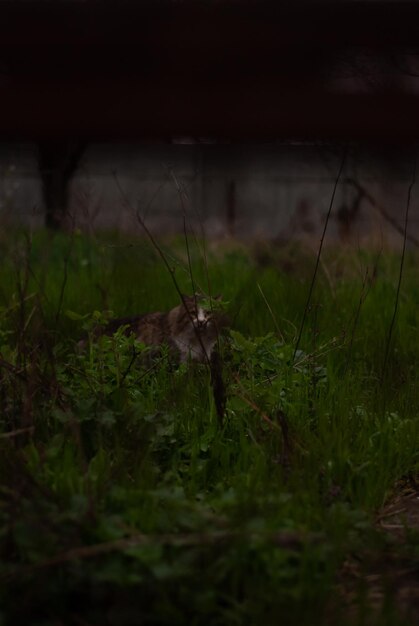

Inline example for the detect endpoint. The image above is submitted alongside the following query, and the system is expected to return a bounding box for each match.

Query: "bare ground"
[336,478,419,625]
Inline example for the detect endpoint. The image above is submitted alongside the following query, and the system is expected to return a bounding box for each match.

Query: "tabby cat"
[91,295,225,364]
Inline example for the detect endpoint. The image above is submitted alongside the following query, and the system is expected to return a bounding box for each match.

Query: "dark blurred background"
[1,0,419,243]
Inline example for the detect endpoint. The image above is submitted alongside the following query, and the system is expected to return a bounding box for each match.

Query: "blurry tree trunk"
[337,190,363,242]
[226,180,236,237]
[38,141,85,230]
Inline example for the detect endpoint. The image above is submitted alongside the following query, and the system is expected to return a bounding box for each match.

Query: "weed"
[0,232,419,625]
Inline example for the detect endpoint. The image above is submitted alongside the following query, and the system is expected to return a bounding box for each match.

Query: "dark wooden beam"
[0,1,419,143]
[2,81,419,144]
[1,1,419,49]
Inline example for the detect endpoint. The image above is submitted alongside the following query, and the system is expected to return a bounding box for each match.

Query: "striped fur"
[94,295,224,363]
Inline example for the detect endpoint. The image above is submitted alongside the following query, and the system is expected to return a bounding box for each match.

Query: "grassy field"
[1,229,419,625]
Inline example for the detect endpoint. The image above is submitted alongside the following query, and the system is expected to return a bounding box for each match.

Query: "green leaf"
[65,309,90,321]
[230,330,255,352]
[228,395,249,412]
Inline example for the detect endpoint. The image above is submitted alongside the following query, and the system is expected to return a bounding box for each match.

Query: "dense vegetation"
[1,230,418,625]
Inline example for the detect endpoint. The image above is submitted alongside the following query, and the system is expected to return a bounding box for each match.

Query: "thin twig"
[15,231,32,373]
[0,357,27,380]
[343,247,383,376]
[55,227,76,326]
[119,350,170,387]
[4,528,316,580]
[165,163,211,294]
[0,426,34,439]
[375,507,407,523]
[346,177,419,248]
[167,166,227,422]
[257,283,284,342]
[165,164,223,355]
[231,373,280,431]
[277,409,292,471]
[382,155,416,379]
[293,149,347,360]
[119,347,140,385]
[167,165,218,328]
[140,179,169,222]
[169,168,198,303]
[113,172,211,367]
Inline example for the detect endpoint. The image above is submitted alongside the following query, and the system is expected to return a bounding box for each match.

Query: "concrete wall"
[0,142,418,245]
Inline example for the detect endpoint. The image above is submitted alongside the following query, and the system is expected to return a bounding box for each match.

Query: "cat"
[85,294,225,364]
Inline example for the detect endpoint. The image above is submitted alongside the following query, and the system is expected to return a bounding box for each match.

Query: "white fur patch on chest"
[174,329,216,363]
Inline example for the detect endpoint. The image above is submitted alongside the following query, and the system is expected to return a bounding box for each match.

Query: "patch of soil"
[337,478,419,625]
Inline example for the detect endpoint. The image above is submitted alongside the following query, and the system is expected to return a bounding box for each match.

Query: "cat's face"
[181,295,223,334]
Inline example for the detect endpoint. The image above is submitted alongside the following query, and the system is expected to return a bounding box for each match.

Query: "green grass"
[1,230,419,625]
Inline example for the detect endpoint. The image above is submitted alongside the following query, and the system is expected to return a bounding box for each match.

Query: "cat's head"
[180,294,226,332]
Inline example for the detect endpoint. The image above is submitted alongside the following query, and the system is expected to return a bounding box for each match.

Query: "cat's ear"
[202,293,222,300]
